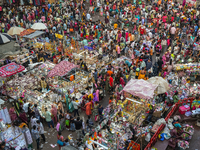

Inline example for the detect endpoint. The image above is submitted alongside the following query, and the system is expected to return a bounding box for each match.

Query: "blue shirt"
[48,4,51,9]
[125,60,131,67]
[134,50,140,56]
[31,129,40,140]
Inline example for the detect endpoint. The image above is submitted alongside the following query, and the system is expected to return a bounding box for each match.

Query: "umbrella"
[0,33,12,44]
[31,23,47,30]
[8,27,25,43]
[7,27,25,35]
[147,76,170,94]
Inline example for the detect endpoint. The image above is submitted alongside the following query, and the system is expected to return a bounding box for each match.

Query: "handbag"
[70,28,74,32]
[65,120,70,126]
[95,115,99,121]
[57,140,64,146]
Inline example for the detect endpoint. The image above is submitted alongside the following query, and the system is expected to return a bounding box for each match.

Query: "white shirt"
[72,101,79,109]
[86,13,91,20]
[38,122,44,134]
[23,102,29,113]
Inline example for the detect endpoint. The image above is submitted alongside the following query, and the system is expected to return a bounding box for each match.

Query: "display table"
[153,140,169,150]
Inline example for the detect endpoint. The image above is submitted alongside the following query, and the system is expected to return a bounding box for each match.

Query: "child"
[63,139,70,146]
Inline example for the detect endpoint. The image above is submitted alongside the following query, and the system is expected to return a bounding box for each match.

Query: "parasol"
[147,76,170,94]
[0,62,25,77]
[31,23,47,30]
[0,33,12,44]
[7,27,25,43]
[7,27,25,35]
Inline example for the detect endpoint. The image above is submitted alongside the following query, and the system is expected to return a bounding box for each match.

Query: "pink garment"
[117,33,122,42]
[167,39,170,46]
[51,105,58,123]
[125,32,129,41]
[90,0,92,5]
[28,14,31,22]
[56,122,60,131]
[120,77,125,86]
[131,53,135,60]
[162,55,166,67]
[117,46,120,54]
[9,108,17,122]
[41,16,45,22]
[96,90,99,102]
[182,0,186,6]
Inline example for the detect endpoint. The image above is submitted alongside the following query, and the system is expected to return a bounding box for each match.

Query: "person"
[74,117,83,139]
[85,99,92,116]
[31,115,38,128]
[9,104,17,122]
[31,125,40,150]
[43,108,54,131]
[51,104,58,124]
[72,98,80,117]
[64,139,70,146]
[98,105,104,122]
[92,101,99,120]
[23,100,29,113]
[86,116,93,133]
[173,91,179,103]
[34,104,40,121]
[37,120,46,144]
[57,131,64,150]
[65,110,71,130]
[19,110,28,125]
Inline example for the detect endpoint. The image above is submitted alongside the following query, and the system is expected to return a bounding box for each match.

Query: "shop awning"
[123,79,158,99]
[0,62,25,77]
[23,31,45,39]
[48,61,79,77]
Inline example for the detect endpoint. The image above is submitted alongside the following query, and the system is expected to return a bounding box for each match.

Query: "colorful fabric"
[0,62,25,77]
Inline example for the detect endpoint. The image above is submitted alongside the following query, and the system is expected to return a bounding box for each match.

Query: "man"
[72,98,79,117]
[74,117,83,139]
[31,125,40,150]
[34,104,40,121]
[37,120,47,144]
[146,59,152,71]
[43,108,54,131]
[86,116,93,133]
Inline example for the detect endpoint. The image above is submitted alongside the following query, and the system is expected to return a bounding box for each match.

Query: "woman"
[19,110,28,124]
[51,104,57,124]
[85,100,92,116]
[57,131,64,150]
[138,68,146,79]
[92,102,99,120]
[58,101,64,115]
[9,104,17,122]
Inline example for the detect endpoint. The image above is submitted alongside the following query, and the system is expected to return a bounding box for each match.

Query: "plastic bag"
[145,132,151,142]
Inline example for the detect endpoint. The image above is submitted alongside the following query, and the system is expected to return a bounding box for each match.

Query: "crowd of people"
[0,0,200,149]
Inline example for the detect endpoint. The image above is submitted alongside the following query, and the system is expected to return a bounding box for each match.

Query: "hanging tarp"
[123,79,157,99]
[23,31,45,39]
[0,62,25,77]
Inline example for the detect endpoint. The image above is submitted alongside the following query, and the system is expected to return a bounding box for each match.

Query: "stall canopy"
[147,76,170,94]
[0,62,25,77]
[23,31,45,39]
[48,61,79,77]
[123,79,157,99]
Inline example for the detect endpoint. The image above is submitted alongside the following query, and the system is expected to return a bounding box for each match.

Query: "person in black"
[157,57,163,73]
[74,117,83,139]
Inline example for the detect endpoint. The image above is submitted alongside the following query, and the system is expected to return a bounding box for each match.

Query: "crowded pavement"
[0,0,200,150]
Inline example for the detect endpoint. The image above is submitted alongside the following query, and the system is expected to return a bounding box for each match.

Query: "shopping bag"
[95,115,99,121]
[65,120,70,126]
